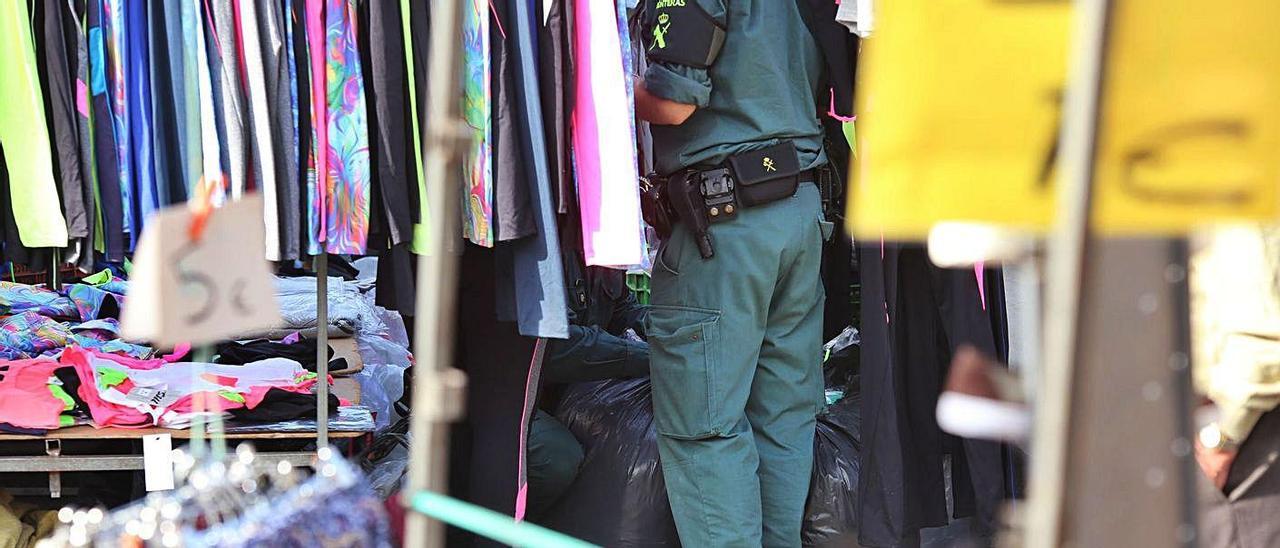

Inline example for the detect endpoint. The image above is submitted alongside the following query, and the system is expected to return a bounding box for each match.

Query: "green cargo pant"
[648,183,830,547]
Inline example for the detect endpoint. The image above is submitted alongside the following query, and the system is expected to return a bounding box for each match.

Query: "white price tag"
[142,434,175,492]
[121,195,281,348]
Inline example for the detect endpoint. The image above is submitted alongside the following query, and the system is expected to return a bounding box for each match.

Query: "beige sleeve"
[1191,225,1280,442]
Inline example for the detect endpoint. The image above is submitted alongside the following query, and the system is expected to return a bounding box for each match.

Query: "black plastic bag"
[803,391,864,547]
[544,377,867,547]
[543,378,681,546]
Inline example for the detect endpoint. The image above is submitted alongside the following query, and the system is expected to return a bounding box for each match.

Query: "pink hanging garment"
[0,359,70,430]
[305,0,328,251]
[571,0,644,267]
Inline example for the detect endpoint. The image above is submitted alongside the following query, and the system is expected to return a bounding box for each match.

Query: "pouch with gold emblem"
[728,141,803,207]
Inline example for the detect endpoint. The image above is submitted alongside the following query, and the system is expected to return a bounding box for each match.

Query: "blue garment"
[505,0,569,340]
[87,0,127,262]
[125,0,158,243]
[202,4,232,188]
[149,1,187,206]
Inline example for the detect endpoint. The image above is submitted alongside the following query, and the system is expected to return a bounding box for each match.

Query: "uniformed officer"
[635,0,831,545]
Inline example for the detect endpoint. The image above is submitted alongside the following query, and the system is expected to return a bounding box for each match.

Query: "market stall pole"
[1027,0,1198,545]
[403,0,470,546]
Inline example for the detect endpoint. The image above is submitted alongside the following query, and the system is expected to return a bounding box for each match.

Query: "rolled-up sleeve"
[641,0,727,108]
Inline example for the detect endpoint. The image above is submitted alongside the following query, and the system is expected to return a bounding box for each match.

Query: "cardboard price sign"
[121,195,281,348]
[848,0,1071,239]
[1089,0,1280,234]
[848,0,1280,238]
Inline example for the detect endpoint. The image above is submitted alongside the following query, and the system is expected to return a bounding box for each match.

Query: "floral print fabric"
[319,0,371,254]
[461,0,493,247]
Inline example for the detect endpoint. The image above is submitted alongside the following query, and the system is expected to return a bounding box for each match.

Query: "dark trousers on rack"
[447,244,537,548]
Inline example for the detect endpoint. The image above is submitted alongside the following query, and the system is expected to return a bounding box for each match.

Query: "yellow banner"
[1090,0,1280,233]
[849,0,1280,239]
[848,0,1072,239]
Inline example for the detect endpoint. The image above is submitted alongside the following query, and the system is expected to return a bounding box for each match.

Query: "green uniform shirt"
[644,0,827,176]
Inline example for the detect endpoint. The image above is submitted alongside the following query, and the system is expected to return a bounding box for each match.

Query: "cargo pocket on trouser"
[648,305,725,442]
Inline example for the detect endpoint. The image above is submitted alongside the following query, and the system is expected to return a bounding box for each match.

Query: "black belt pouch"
[728,141,803,207]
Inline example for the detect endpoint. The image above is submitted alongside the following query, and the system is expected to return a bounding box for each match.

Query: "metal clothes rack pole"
[50,250,61,291]
[404,0,469,545]
[316,253,329,447]
[1025,0,1108,544]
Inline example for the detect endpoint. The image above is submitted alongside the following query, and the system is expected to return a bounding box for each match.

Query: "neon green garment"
[400,0,430,254]
[96,367,128,391]
[49,385,75,411]
[0,1,69,247]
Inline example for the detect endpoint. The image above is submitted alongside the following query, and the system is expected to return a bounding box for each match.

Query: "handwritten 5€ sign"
[121,195,281,348]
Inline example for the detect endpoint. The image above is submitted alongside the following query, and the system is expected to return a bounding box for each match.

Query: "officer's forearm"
[634,78,696,126]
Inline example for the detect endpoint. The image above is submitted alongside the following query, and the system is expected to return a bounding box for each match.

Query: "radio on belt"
[700,168,739,222]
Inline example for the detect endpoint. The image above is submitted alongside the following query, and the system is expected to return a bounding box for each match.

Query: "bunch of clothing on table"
[0,346,338,433]
[0,273,143,360]
[0,273,408,435]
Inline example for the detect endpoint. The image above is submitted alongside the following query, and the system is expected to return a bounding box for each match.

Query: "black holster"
[639,172,715,259]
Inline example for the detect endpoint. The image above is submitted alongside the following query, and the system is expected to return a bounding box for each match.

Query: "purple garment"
[0,313,72,359]
[0,282,79,319]
[64,284,125,321]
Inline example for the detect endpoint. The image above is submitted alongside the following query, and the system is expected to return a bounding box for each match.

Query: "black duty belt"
[639,142,821,259]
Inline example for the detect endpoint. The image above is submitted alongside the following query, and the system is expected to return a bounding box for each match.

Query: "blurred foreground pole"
[404,0,470,546]
[1027,0,1197,546]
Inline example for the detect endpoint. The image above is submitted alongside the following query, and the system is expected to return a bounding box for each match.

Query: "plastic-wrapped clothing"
[803,394,863,547]
[273,276,384,335]
[354,326,413,431]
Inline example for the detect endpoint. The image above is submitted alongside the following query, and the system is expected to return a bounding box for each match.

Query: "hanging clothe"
[538,0,575,215]
[145,1,185,209]
[461,0,494,247]
[857,244,1013,547]
[101,0,133,237]
[357,0,414,250]
[401,0,429,254]
[191,0,223,196]
[239,0,284,260]
[503,0,569,339]
[0,0,70,250]
[258,0,301,261]
[208,0,250,199]
[288,0,314,256]
[320,0,371,255]
[125,0,158,240]
[34,0,91,245]
[304,0,326,255]
[491,2,536,243]
[571,0,644,268]
[66,0,102,271]
[175,0,204,193]
[87,0,127,262]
